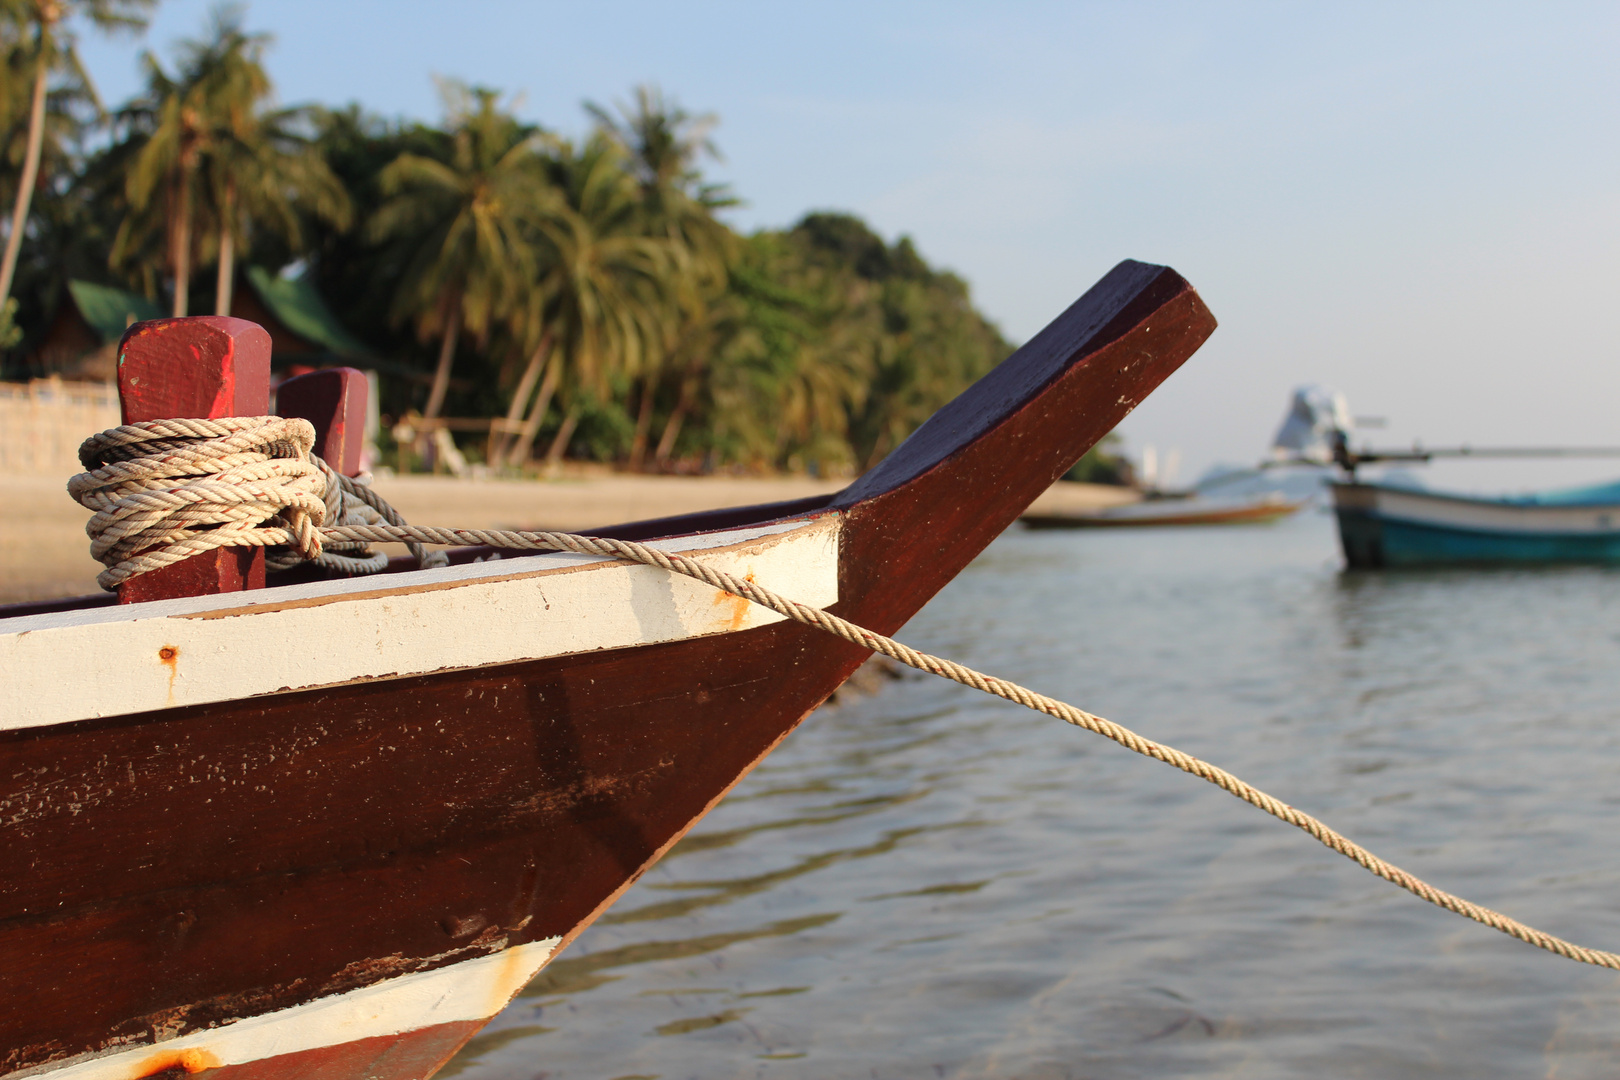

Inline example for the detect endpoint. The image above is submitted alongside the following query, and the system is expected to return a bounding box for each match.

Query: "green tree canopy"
[0,0,150,341]
[112,5,347,316]
[366,81,553,420]
[586,84,736,468]
[0,6,1015,483]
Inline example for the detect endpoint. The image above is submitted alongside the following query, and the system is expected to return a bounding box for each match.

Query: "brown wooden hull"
[0,261,1216,1078]
[2,618,861,1072]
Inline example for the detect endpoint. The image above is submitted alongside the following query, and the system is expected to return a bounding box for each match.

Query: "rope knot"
[70,415,327,590]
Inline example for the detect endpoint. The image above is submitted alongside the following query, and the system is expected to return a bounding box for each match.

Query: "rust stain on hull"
[135,1046,222,1076]
[712,570,756,631]
[158,645,179,704]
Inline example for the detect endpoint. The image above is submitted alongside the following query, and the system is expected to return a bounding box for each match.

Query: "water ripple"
[451,514,1620,1078]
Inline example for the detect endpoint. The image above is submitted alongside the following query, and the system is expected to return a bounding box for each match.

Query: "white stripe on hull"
[0,515,840,733]
[23,938,560,1080]
[1332,484,1620,535]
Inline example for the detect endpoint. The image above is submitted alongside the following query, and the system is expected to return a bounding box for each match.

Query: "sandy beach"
[0,471,1134,604]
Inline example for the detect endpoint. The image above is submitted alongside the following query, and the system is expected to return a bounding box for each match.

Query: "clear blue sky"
[75,1,1620,489]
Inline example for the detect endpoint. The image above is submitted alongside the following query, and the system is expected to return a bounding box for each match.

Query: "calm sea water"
[447,509,1620,1079]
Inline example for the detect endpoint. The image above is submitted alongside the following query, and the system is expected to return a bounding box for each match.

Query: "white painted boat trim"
[18,937,560,1080]
[1333,484,1620,535]
[0,514,840,733]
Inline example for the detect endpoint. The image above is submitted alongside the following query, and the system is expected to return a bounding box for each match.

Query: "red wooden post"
[116,317,273,605]
[275,367,368,477]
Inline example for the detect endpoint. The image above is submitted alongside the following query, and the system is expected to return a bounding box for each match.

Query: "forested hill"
[0,7,1011,474]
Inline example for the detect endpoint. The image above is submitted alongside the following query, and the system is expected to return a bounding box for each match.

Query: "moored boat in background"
[1264,383,1620,568]
[1331,478,1620,568]
[1022,490,1303,529]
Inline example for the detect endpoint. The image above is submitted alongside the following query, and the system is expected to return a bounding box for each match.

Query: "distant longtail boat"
[1331,474,1620,568]
[1269,384,1620,568]
[1023,489,1303,529]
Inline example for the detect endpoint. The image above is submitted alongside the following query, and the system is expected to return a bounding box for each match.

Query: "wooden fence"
[0,378,120,476]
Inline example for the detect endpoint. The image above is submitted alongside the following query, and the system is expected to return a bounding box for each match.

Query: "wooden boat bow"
[0,260,1213,1080]
[830,259,1212,634]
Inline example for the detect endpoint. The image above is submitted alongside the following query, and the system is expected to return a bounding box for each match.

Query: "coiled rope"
[69,416,1620,971]
[70,416,444,589]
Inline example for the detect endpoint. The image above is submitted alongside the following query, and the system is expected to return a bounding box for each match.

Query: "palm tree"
[587,85,736,469]
[487,317,553,469]
[202,102,351,314]
[0,0,150,328]
[649,285,744,466]
[585,84,728,242]
[512,132,672,469]
[705,248,870,472]
[116,49,204,316]
[366,81,550,421]
[114,7,347,317]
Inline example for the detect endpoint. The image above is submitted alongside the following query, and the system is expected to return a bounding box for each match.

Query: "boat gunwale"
[0,258,1221,1080]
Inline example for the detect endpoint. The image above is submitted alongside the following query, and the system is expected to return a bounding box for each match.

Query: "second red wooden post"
[275,367,369,476]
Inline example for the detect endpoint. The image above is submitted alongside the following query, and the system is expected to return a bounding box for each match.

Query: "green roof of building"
[67,280,164,344]
[246,265,369,358]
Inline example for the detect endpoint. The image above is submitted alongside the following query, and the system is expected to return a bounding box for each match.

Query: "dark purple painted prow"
[828,259,1213,637]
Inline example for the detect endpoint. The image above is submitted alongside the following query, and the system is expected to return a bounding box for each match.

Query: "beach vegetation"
[0,3,1014,477]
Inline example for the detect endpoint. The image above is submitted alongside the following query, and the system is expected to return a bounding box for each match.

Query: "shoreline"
[0,472,1136,604]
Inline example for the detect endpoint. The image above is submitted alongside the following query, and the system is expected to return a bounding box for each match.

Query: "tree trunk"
[493,333,550,468]
[544,402,581,472]
[0,27,50,308]
[423,305,462,420]
[213,179,236,316]
[514,353,561,467]
[653,371,698,466]
[627,377,656,472]
[172,166,193,317]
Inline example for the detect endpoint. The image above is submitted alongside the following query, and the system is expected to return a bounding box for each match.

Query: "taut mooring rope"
[68,416,1620,971]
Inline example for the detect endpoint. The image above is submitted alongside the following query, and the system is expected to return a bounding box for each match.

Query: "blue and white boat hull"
[1331,481,1620,567]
